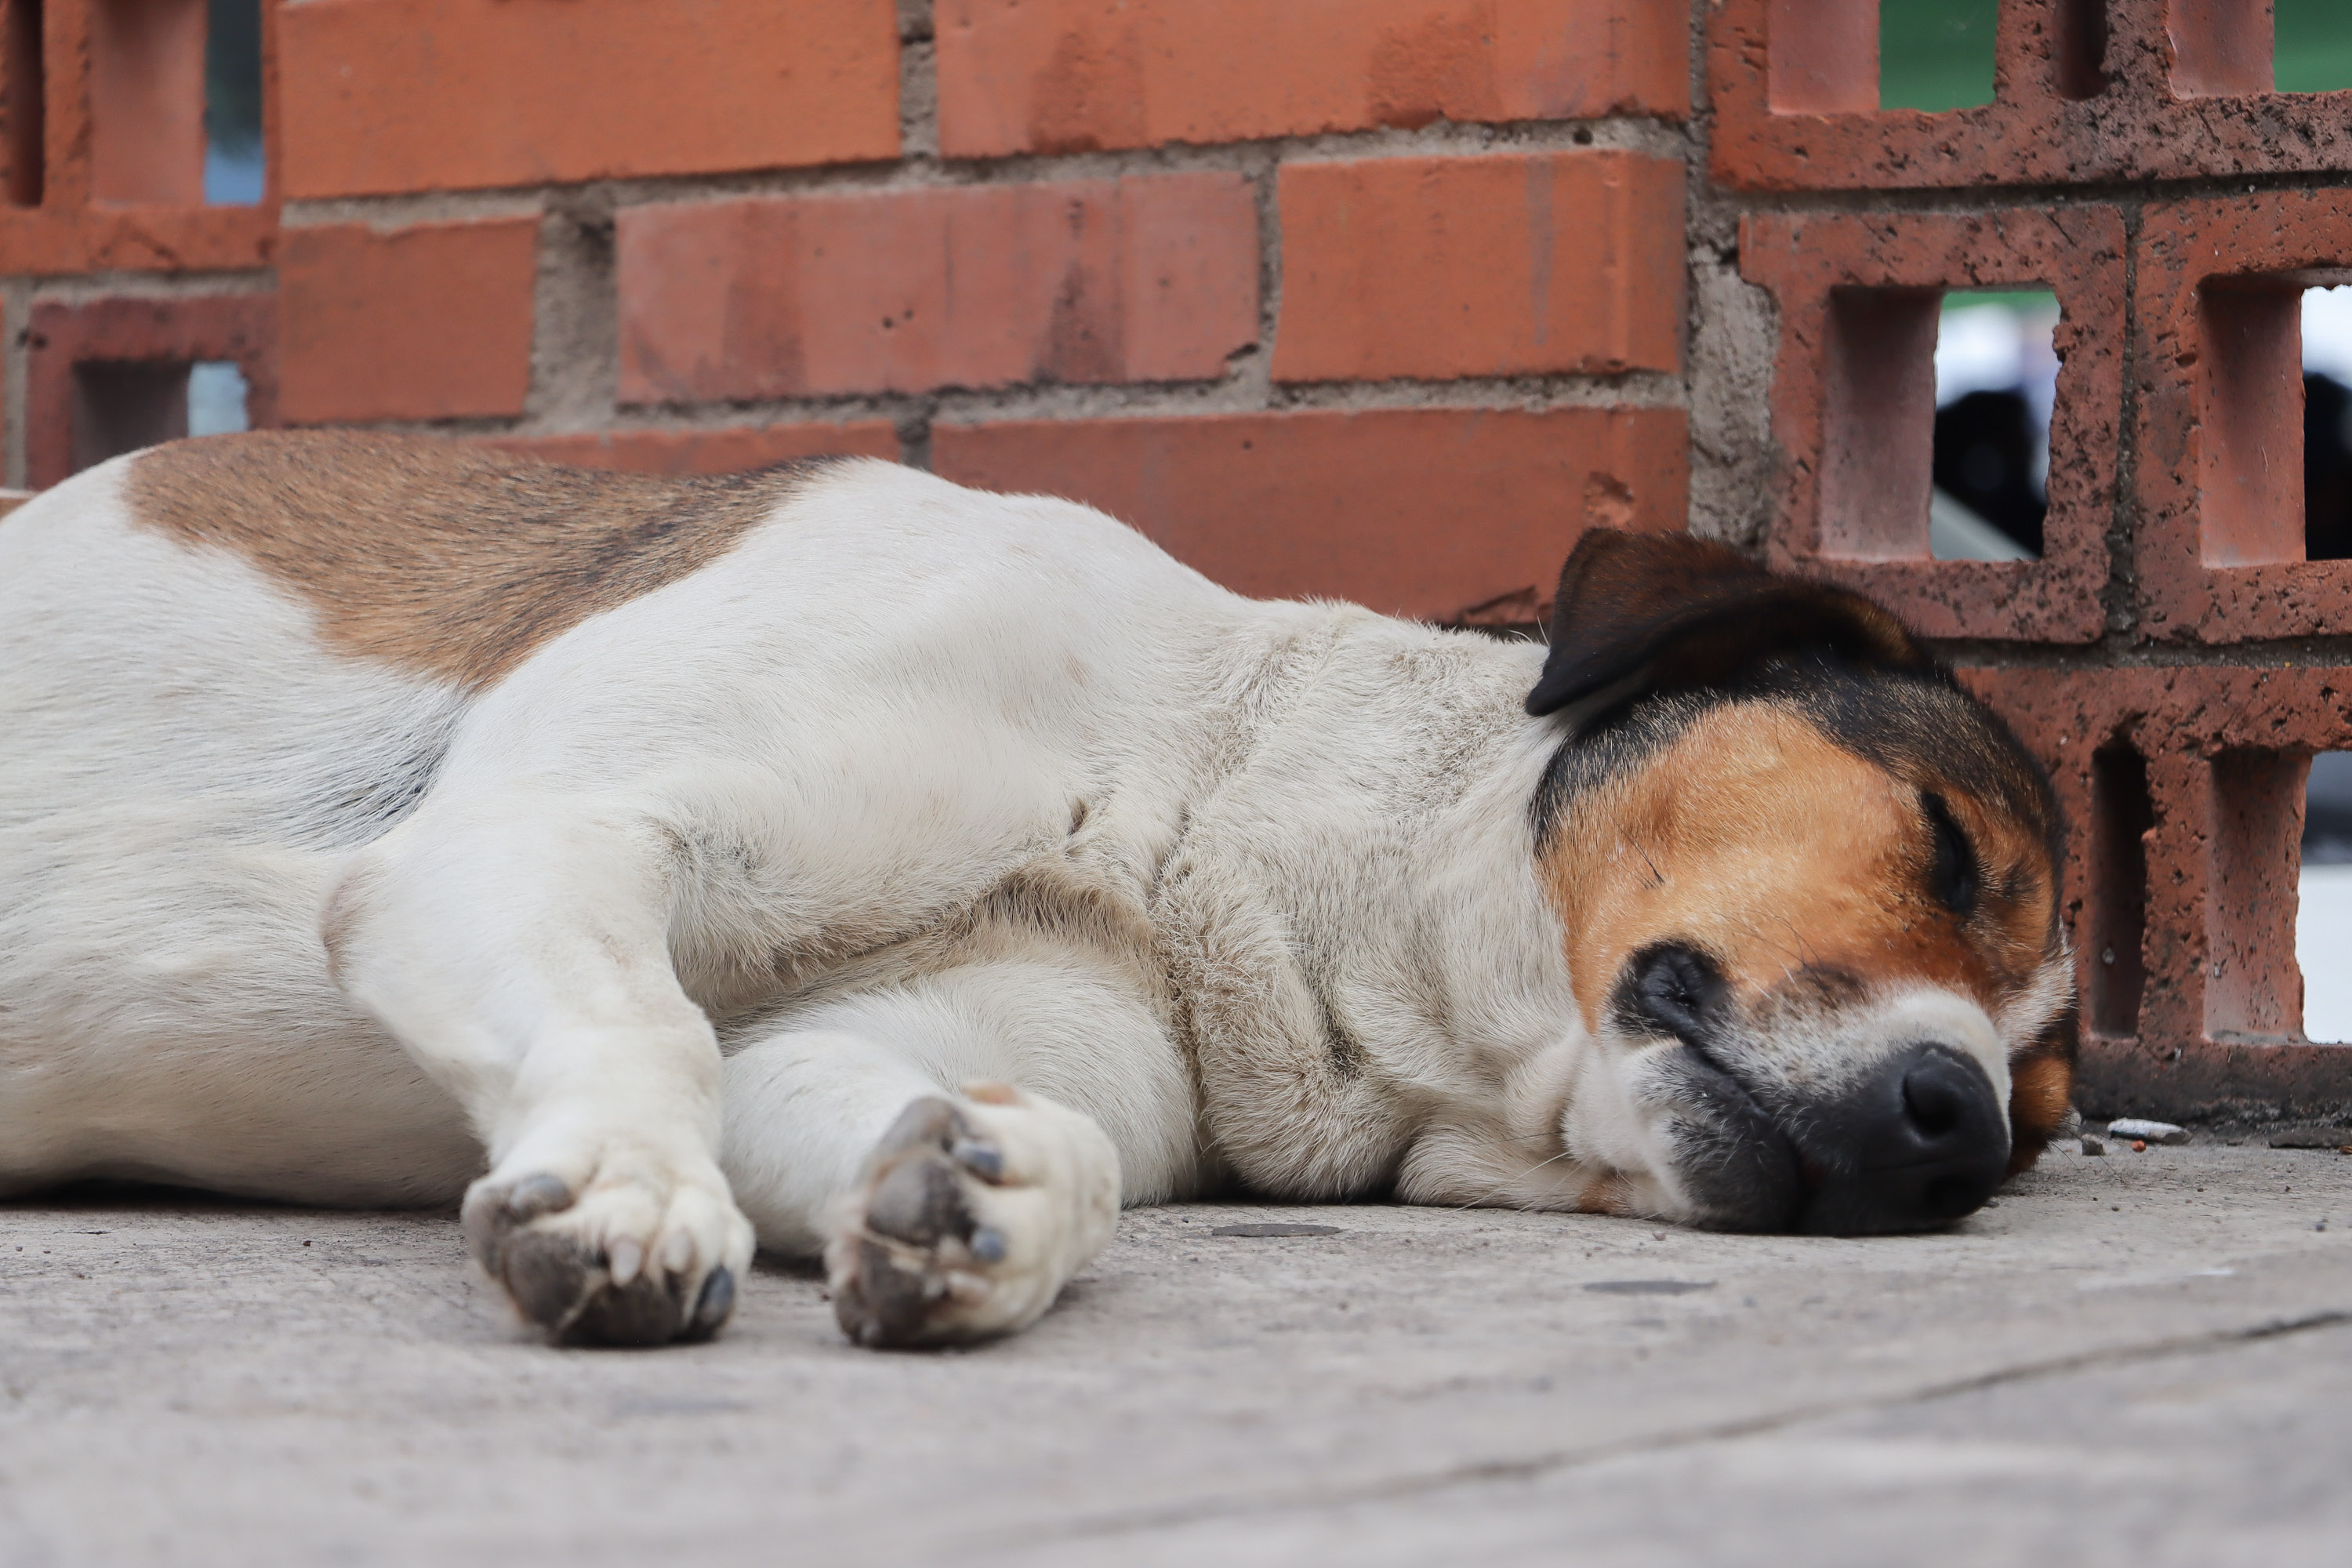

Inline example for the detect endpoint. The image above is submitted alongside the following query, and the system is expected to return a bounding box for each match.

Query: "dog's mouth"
[1656,1038,2009,1236]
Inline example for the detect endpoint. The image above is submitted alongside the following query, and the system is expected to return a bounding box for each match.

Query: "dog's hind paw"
[463,1148,755,1348]
[827,1085,1120,1348]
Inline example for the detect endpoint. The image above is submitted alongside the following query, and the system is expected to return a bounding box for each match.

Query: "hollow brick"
[1708,0,2352,192]
[24,294,279,488]
[485,424,901,474]
[1963,664,2352,1123]
[276,0,899,200]
[1739,207,2125,644]
[278,220,539,425]
[935,0,1688,158]
[931,406,1687,622]
[2133,188,2352,642]
[1272,151,1683,384]
[616,174,1259,406]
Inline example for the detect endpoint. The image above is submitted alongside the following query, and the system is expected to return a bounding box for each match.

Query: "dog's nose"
[1796,1043,2009,1235]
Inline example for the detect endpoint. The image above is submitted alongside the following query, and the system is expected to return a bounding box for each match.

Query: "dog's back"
[0,433,1235,1207]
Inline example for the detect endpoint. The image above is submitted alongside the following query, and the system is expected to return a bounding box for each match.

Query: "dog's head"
[1527,531,2071,1235]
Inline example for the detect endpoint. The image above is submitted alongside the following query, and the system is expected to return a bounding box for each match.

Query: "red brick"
[24,294,279,488]
[1272,152,1682,383]
[618,174,1258,406]
[935,0,1688,157]
[278,220,539,425]
[1964,664,2352,1123]
[89,0,205,205]
[1708,0,2352,192]
[277,0,898,200]
[931,406,1686,621]
[1739,207,2125,644]
[1,0,40,205]
[0,0,274,275]
[0,206,274,277]
[486,423,901,474]
[2132,188,2352,642]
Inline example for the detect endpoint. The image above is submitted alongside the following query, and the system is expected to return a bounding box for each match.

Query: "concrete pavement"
[3,1138,2349,1566]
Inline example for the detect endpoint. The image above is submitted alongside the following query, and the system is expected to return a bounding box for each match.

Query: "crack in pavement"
[975,1306,2352,1551]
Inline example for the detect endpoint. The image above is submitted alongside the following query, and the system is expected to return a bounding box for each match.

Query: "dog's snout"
[1624,942,1724,1045]
[1797,1044,2009,1236]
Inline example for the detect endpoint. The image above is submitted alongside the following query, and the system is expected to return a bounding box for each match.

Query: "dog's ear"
[1525,530,1935,718]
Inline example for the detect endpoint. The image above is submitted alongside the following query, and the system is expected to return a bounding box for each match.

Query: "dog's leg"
[720,971,1164,1348]
[327,797,755,1347]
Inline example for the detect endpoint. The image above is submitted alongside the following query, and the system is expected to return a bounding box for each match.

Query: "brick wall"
[3,1,2349,1124]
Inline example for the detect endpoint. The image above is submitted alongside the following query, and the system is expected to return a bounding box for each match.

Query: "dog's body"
[0,434,2075,1347]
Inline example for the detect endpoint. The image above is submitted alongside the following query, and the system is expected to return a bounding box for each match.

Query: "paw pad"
[832,1098,1012,1348]
[463,1171,740,1348]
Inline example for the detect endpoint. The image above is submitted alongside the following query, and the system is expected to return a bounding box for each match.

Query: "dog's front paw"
[827,1084,1120,1348]
[462,1142,757,1348]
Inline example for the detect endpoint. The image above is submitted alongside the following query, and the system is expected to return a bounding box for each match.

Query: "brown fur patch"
[1537,701,2056,1034]
[125,430,826,690]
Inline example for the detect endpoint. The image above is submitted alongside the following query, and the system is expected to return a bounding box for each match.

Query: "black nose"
[1797,1044,2009,1235]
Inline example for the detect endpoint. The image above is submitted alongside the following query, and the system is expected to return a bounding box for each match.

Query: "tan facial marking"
[127,431,822,690]
[2006,1052,2074,1163]
[1537,702,2054,1033]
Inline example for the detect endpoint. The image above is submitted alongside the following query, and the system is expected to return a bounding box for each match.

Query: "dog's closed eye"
[1923,792,1979,917]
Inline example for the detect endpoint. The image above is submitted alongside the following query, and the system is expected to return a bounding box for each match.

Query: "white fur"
[0,452,2041,1342]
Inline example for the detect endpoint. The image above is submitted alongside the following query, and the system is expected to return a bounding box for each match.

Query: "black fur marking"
[1612,942,1726,1047]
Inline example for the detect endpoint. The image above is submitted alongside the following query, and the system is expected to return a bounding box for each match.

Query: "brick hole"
[2088,742,2154,1038]
[2205,749,2308,1041]
[202,0,262,205]
[1818,286,1940,560]
[1932,289,2056,560]
[2052,0,2110,100]
[2302,751,2352,1042]
[187,359,247,435]
[2274,0,2352,93]
[2195,278,2304,565]
[67,358,240,473]
[2,0,43,206]
[90,0,206,206]
[1879,0,1997,111]
[2303,285,2352,559]
[2168,0,2274,97]
[70,360,188,473]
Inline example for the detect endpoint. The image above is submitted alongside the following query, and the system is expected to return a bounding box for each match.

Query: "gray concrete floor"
[2,1140,2349,1566]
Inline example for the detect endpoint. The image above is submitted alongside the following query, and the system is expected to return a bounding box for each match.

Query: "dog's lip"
[1663,1040,1809,1232]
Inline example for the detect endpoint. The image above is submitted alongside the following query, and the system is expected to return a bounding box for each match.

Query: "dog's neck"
[1156,611,1589,1202]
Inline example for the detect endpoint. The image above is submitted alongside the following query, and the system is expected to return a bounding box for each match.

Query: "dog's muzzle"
[1628,946,2010,1235]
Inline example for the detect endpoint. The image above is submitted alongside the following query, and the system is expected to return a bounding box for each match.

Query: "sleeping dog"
[0,434,2075,1348]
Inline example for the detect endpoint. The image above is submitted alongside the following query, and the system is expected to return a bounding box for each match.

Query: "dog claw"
[971,1226,1007,1263]
[660,1229,695,1274]
[951,1138,1004,1180]
[686,1266,736,1340]
[466,1170,742,1348]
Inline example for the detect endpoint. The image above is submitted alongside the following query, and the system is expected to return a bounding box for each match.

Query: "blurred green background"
[1879,0,2352,111]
